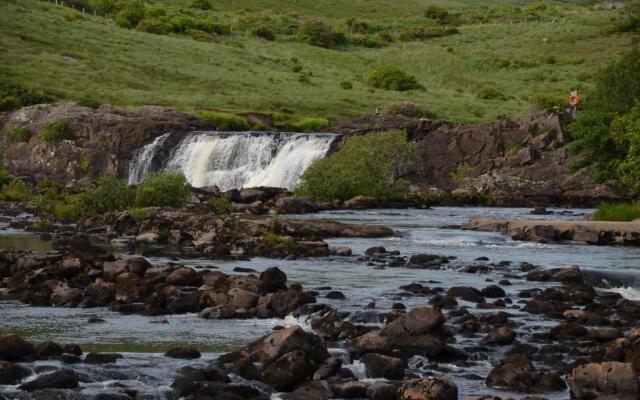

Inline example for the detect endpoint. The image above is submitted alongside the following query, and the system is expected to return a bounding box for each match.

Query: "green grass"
[593,202,640,222]
[0,0,635,122]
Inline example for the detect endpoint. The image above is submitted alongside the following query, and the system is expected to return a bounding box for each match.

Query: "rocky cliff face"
[331,111,621,206]
[0,103,212,182]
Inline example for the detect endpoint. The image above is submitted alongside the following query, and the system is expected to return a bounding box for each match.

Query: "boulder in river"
[400,376,458,400]
[165,346,201,359]
[565,362,638,400]
[0,361,30,385]
[0,333,35,362]
[18,369,79,391]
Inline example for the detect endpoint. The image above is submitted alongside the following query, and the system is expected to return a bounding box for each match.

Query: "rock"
[486,360,566,393]
[409,254,449,267]
[85,279,116,306]
[237,325,330,367]
[18,369,79,391]
[233,357,260,381]
[313,356,342,380]
[270,288,316,318]
[401,376,458,400]
[228,287,260,309]
[50,282,82,306]
[380,306,445,337]
[367,382,399,400]
[326,291,346,300]
[260,349,316,391]
[282,381,332,400]
[361,353,404,380]
[350,331,443,360]
[165,347,201,359]
[481,285,506,298]
[200,305,237,319]
[260,267,287,292]
[35,341,63,358]
[275,196,319,214]
[0,333,35,361]
[334,247,352,256]
[332,380,369,398]
[84,352,122,364]
[166,267,200,286]
[344,195,376,209]
[0,361,30,384]
[566,362,638,400]
[485,326,516,345]
[136,232,159,243]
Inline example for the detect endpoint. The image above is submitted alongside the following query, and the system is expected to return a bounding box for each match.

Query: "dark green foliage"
[476,86,506,100]
[340,80,353,90]
[592,49,640,114]
[134,172,191,208]
[4,125,31,142]
[73,175,134,217]
[298,19,346,49]
[1,180,32,202]
[209,197,231,214]
[252,26,275,41]
[593,202,640,222]
[115,1,145,29]
[382,101,435,118]
[366,66,422,91]
[0,81,55,111]
[0,169,11,188]
[190,0,213,10]
[197,111,250,131]
[606,7,640,34]
[424,5,451,24]
[41,120,75,144]
[77,94,101,109]
[529,92,566,110]
[297,130,418,202]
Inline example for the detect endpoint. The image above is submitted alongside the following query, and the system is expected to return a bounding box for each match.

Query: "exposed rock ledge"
[462,217,640,246]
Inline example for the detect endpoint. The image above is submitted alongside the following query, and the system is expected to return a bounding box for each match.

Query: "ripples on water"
[1,207,639,399]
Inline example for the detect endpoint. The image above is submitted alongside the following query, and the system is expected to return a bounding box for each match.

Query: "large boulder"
[237,325,330,367]
[0,361,30,384]
[0,333,35,361]
[275,196,319,214]
[270,289,316,318]
[166,267,201,286]
[400,376,458,400]
[50,282,82,306]
[260,350,317,391]
[380,306,445,337]
[486,360,566,393]
[260,267,288,292]
[566,362,638,400]
[18,369,79,391]
[361,352,405,380]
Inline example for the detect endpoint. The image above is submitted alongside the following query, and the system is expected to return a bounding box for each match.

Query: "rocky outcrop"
[1,103,212,182]
[463,218,640,246]
[565,362,639,400]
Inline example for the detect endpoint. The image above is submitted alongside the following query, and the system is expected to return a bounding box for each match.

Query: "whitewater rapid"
[128,131,340,190]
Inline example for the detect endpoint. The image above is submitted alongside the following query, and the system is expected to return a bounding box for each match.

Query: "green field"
[0,0,635,122]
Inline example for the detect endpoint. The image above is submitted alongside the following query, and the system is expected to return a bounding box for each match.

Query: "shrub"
[593,202,640,222]
[424,5,451,24]
[280,117,329,132]
[0,169,11,188]
[127,207,148,221]
[263,232,295,246]
[1,180,32,202]
[529,92,566,110]
[505,139,525,156]
[340,80,353,90]
[292,65,303,73]
[41,120,75,144]
[298,19,346,49]
[476,87,506,100]
[0,82,55,111]
[137,17,173,35]
[135,172,191,208]
[209,197,231,214]
[297,130,418,202]
[449,163,474,187]
[4,125,31,142]
[252,26,275,41]
[115,1,145,29]
[366,66,422,91]
[592,49,640,114]
[382,101,435,118]
[190,0,213,10]
[74,175,135,217]
[197,111,250,131]
[77,94,101,109]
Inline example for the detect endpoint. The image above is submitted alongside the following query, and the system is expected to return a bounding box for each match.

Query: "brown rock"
[566,362,638,400]
[401,376,458,400]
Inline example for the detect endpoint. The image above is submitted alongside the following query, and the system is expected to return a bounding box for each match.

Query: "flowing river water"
[1,207,639,399]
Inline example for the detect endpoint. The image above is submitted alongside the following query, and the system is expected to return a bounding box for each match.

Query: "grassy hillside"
[0,0,635,122]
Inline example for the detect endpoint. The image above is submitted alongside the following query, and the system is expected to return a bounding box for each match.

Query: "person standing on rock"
[569,90,581,119]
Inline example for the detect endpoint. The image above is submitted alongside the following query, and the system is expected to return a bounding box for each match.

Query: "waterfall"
[127,133,171,185]
[128,131,340,190]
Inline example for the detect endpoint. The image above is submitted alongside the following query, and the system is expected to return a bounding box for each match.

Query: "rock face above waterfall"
[0,103,213,182]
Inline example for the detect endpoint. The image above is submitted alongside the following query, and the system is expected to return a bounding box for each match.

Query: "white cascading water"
[128,132,339,190]
[128,133,171,185]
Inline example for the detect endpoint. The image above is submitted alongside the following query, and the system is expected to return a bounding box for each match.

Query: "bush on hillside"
[476,86,506,100]
[424,5,451,24]
[190,0,213,10]
[137,17,173,35]
[115,1,145,29]
[73,175,135,217]
[0,169,11,188]
[198,111,250,131]
[41,120,75,144]
[1,180,32,202]
[593,202,640,222]
[382,101,435,118]
[298,19,346,49]
[252,26,276,41]
[591,49,640,114]
[366,66,422,91]
[0,82,55,112]
[529,92,566,110]
[297,130,418,202]
[609,104,640,194]
[135,172,191,208]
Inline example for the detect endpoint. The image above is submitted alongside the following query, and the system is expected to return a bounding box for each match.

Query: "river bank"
[1,206,639,399]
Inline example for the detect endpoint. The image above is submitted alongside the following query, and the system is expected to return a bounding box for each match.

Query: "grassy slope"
[0,0,634,122]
